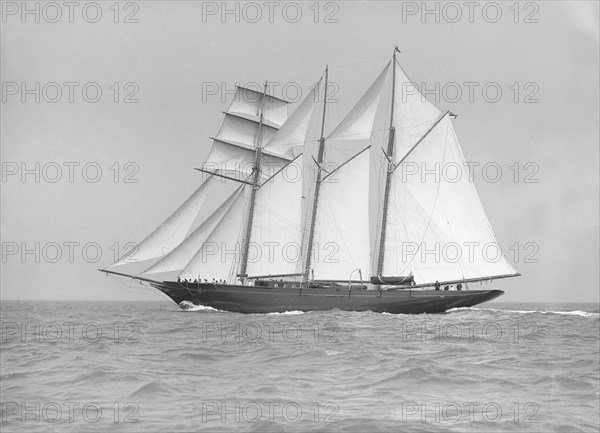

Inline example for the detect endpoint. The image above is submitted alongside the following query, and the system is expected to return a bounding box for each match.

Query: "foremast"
[238,82,269,283]
[302,66,329,286]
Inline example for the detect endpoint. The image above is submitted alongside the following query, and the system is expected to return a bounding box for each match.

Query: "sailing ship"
[101,48,520,314]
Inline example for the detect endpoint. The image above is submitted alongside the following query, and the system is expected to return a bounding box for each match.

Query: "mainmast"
[302,66,329,285]
[238,81,269,282]
[375,48,398,279]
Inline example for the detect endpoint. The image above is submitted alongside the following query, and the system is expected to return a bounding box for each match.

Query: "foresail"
[383,116,516,283]
[311,150,371,281]
[143,187,244,274]
[110,175,216,267]
[178,186,248,282]
[245,156,304,278]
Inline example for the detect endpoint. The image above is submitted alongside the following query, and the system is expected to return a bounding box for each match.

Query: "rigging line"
[395,119,451,279]
[101,170,202,270]
[434,144,470,280]
[149,186,244,271]
[389,192,424,283]
[127,176,218,262]
[326,201,359,271]
[393,55,445,115]
[107,273,159,297]
[178,188,245,275]
[329,54,392,72]
[257,153,303,188]
[253,203,303,231]
[322,146,371,181]
[285,54,390,83]
[327,126,392,140]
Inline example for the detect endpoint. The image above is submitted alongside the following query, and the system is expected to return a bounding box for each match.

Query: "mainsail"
[373,52,516,284]
[383,114,516,282]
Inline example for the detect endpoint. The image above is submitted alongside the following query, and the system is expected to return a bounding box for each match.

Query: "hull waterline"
[151,282,504,314]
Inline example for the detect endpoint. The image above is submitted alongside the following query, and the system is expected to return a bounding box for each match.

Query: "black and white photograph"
[1,1,599,431]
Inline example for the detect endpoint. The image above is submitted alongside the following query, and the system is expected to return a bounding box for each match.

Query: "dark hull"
[151,282,504,314]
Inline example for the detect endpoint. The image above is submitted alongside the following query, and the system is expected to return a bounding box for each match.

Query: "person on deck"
[434,281,440,290]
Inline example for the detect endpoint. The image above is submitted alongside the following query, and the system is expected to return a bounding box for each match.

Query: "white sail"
[245,156,304,278]
[205,140,289,180]
[264,77,324,158]
[393,62,443,162]
[263,77,326,265]
[110,175,216,266]
[179,187,248,282]
[228,86,289,128]
[311,150,371,281]
[383,116,516,282]
[143,187,243,274]
[203,86,292,181]
[214,113,278,149]
[328,62,390,140]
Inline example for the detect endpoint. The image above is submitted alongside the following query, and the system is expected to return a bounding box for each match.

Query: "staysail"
[143,187,244,274]
[178,187,248,282]
[110,175,217,266]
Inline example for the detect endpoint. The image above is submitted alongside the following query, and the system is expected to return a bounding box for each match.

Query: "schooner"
[101,49,520,314]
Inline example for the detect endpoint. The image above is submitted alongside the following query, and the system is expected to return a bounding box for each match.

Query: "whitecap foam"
[266,310,305,315]
[448,307,599,317]
[178,301,219,312]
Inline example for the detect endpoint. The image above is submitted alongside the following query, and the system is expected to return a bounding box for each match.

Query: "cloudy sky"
[1,1,598,302]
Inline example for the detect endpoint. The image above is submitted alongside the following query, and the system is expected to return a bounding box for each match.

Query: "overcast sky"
[1,1,598,303]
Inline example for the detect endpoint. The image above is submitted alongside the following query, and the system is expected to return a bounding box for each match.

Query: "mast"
[375,48,398,279]
[238,81,269,282]
[302,66,329,285]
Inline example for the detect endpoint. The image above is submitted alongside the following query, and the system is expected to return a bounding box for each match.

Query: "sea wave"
[1,300,598,433]
[265,310,305,315]
[178,300,220,312]
[448,307,599,317]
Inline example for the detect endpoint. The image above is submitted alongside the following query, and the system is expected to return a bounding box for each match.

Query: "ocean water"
[1,300,598,433]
